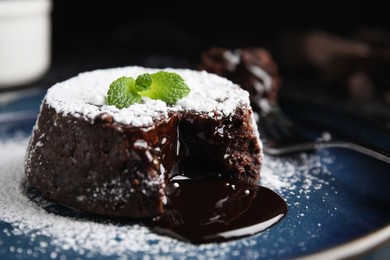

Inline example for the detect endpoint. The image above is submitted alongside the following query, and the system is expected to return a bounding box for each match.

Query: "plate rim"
[298,224,390,259]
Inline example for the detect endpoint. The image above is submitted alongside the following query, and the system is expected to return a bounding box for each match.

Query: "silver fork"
[258,104,390,164]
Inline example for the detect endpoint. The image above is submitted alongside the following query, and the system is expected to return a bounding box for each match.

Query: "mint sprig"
[107,71,190,108]
[135,73,152,92]
[106,77,141,109]
[140,71,190,105]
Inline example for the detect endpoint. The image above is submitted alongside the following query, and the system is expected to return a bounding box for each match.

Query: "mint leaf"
[140,71,190,104]
[135,73,152,91]
[107,76,141,109]
[106,71,191,109]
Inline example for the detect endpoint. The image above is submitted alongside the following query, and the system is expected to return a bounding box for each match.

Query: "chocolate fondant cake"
[25,67,262,218]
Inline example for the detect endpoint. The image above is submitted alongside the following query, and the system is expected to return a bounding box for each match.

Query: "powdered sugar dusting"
[0,139,337,259]
[261,152,334,198]
[258,151,337,252]
[45,67,249,126]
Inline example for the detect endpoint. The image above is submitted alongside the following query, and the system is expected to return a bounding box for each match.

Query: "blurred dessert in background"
[281,30,390,103]
[200,47,281,115]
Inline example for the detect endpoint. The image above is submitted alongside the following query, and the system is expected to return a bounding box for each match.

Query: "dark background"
[51,1,389,72]
[7,1,389,150]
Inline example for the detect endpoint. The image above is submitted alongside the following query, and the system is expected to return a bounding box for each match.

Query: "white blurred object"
[0,0,51,87]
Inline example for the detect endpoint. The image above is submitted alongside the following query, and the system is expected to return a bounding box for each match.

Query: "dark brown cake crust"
[25,102,262,218]
[26,103,179,217]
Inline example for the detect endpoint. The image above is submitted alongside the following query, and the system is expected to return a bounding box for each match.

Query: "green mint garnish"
[135,73,152,92]
[107,77,141,109]
[140,71,190,105]
[107,71,190,108]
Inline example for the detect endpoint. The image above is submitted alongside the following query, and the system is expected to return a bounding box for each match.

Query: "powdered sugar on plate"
[261,152,334,198]
[0,138,336,259]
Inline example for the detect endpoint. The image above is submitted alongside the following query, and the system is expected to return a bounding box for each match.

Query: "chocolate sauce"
[152,178,287,244]
[25,176,287,244]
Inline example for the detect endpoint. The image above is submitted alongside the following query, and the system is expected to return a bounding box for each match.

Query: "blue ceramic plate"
[0,94,390,259]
